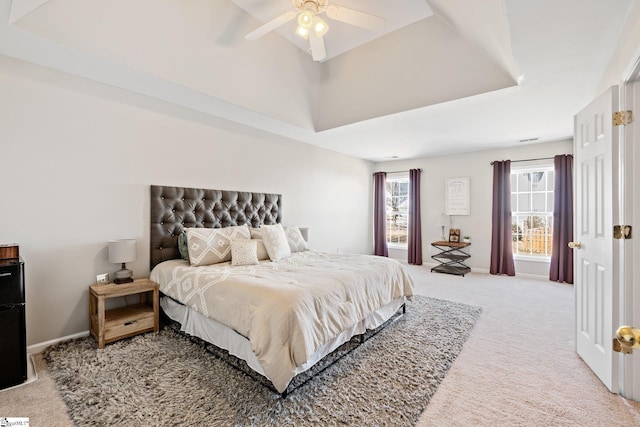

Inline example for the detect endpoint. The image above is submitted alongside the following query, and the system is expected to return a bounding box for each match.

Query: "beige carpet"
[2,267,640,425]
[410,267,640,426]
[0,353,73,426]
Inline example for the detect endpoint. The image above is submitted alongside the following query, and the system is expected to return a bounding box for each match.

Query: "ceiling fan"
[245,0,386,62]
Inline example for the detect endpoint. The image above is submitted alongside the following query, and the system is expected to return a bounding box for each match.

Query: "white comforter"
[150,251,414,392]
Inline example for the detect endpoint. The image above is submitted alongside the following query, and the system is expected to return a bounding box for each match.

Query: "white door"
[622,80,640,400]
[574,86,619,392]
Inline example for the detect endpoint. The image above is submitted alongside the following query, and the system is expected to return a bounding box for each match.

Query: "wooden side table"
[430,241,471,276]
[89,278,159,349]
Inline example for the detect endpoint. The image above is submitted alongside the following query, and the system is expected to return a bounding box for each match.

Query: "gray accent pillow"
[178,232,190,262]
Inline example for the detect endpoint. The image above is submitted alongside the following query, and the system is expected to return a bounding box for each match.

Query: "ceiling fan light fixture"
[297,10,314,28]
[295,24,310,39]
[246,0,383,62]
[313,16,329,37]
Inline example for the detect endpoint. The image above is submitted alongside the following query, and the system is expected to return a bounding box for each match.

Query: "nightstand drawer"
[94,304,155,344]
[104,316,155,343]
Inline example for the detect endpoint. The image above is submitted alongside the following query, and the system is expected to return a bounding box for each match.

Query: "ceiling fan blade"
[245,10,297,40]
[325,5,386,32]
[309,32,326,62]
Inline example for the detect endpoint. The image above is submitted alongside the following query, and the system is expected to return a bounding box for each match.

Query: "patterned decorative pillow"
[185,225,250,266]
[261,224,291,261]
[231,240,259,266]
[285,226,308,252]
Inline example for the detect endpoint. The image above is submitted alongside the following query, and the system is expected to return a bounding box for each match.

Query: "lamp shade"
[108,239,137,264]
[440,214,451,227]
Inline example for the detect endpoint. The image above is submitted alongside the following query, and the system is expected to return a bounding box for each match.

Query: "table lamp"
[108,239,136,284]
[440,214,450,241]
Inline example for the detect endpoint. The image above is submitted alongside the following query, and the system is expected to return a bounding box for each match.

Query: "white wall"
[597,0,640,92]
[0,56,373,346]
[375,139,573,277]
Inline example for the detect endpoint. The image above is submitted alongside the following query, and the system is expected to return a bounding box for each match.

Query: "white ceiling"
[0,0,635,162]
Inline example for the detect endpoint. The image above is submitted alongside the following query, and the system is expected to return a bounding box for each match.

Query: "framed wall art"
[445,177,470,215]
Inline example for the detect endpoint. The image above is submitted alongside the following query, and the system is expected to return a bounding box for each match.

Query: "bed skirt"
[160,295,406,393]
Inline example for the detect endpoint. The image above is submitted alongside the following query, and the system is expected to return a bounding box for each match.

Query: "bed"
[149,185,414,396]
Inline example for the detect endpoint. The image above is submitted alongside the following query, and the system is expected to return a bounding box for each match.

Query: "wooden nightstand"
[89,278,159,349]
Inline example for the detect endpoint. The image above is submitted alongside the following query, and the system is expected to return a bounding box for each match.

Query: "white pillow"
[285,226,308,253]
[261,224,291,261]
[231,240,259,266]
[185,225,250,266]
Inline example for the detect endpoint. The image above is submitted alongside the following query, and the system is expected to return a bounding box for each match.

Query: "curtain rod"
[372,168,422,175]
[489,155,572,166]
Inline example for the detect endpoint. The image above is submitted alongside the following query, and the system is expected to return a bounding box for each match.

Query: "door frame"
[617,54,640,400]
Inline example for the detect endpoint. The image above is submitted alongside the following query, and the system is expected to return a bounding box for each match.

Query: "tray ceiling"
[1,0,634,161]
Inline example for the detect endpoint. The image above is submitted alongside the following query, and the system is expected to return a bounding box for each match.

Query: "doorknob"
[568,241,582,249]
[614,326,640,354]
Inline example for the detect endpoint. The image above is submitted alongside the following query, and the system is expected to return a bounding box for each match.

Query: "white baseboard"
[422,262,547,280]
[28,330,90,355]
[515,272,549,280]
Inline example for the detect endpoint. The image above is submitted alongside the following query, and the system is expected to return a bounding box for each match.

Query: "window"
[386,175,409,247]
[511,166,554,258]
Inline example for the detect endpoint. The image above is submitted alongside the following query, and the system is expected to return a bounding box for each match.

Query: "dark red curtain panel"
[549,155,574,283]
[408,169,422,265]
[490,160,516,276]
[373,172,388,257]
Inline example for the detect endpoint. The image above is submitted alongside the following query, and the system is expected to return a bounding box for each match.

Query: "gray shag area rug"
[44,296,481,426]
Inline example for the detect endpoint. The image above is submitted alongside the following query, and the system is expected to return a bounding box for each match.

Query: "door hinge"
[613,110,633,126]
[613,225,632,239]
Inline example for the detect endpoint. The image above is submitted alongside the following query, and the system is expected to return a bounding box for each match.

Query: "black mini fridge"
[0,257,26,389]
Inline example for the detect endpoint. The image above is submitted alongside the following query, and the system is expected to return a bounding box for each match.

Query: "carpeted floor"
[410,268,640,426]
[42,295,481,426]
[4,269,640,425]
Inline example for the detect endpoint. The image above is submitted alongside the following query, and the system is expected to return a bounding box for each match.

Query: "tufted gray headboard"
[150,185,282,270]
